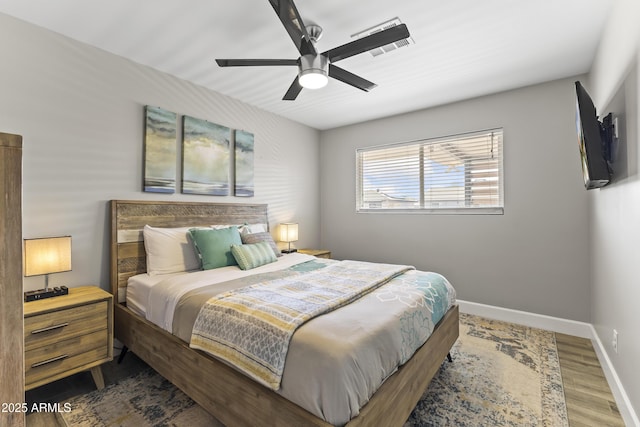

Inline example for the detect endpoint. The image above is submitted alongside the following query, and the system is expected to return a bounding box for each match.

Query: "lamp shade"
[279,223,299,243]
[24,236,72,277]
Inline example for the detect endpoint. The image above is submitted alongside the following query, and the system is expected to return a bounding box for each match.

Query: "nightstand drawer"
[25,330,109,385]
[24,286,114,391]
[25,301,108,351]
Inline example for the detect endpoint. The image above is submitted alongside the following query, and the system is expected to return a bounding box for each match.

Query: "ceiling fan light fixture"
[298,54,329,89]
[299,71,328,89]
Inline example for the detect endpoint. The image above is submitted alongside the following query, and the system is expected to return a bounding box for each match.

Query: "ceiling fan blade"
[268,0,317,56]
[216,59,298,67]
[329,64,377,92]
[283,77,303,100]
[323,24,410,63]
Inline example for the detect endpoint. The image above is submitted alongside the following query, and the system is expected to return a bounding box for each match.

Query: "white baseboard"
[457,300,593,337]
[589,324,640,427]
[457,299,639,427]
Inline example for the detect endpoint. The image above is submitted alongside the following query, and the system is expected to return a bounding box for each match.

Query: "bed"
[110,199,459,427]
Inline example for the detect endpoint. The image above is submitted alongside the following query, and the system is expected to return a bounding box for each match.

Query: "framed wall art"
[182,115,230,196]
[143,106,177,193]
[234,130,254,197]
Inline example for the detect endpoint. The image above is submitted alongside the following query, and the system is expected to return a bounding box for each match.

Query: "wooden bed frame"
[110,199,459,427]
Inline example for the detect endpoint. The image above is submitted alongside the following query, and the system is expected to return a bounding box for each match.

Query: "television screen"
[575,81,612,189]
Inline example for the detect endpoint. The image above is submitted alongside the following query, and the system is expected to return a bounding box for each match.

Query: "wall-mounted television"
[574,81,614,189]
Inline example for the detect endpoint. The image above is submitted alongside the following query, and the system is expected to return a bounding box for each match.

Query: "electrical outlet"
[612,329,618,354]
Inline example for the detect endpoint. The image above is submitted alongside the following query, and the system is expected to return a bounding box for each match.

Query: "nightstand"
[24,286,113,391]
[298,249,331,259]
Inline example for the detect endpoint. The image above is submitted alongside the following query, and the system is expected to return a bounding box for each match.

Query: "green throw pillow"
[231,242,278,270]
[189,227,242,270]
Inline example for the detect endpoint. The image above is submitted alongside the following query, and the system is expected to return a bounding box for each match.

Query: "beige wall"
[0,13,320,292]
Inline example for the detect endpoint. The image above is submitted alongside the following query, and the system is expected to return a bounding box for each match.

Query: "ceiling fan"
[216,0,411,101]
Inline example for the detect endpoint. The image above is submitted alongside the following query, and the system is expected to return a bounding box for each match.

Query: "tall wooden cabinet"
[0,132,24,427]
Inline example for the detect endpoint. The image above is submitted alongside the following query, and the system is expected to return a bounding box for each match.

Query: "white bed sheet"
[126,272,179,318]
[127,252,315,331]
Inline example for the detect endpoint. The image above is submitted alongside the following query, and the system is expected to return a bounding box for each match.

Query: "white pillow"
[243,223,266,234]
[143,225,202,275]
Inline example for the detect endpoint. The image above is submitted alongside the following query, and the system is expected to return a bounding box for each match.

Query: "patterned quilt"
[189,260,413,390]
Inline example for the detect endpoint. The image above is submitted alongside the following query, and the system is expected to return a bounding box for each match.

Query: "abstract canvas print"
[182,115,230,196]
[144,106,177,193]
[234,130,254,197]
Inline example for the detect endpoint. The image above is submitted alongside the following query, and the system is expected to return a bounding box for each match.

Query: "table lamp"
[279,223,298,254]
[23,236,72,301]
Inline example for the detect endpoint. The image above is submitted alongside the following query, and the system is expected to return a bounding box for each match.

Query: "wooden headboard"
[110,200,269,304]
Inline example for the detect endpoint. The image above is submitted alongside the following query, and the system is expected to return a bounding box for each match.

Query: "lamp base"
[281,249,298,254]
[24,286,68,302]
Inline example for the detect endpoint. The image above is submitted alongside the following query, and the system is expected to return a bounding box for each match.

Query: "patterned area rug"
[57,368,223,427]
[405,313,568,426]
[59,313,568,427]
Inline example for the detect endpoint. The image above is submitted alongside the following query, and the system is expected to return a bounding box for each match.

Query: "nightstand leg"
[90,366,105,390]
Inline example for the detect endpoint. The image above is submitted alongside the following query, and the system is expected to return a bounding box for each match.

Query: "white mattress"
[126,253,316,329]
[126,272,178,318]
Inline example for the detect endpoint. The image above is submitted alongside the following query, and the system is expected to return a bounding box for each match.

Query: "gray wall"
[0,13,320,293]
[587,0,640,417]
[320,77,591,322]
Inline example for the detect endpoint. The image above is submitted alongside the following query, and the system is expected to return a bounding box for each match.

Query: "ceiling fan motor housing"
[298,54,329,89]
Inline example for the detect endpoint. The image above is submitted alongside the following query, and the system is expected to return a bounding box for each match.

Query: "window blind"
[356,129,503,214]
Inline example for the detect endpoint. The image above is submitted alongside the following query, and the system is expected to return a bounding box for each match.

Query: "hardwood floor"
[27,334,626,426]
[556,333,625,426]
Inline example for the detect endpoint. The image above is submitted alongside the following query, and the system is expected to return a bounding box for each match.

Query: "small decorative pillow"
[212,223,266,234]
[143,225,202,276]
[231,242,278,270]
[241,231,281,257]
[189,226,242,270]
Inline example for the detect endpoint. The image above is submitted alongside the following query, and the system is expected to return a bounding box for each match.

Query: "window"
[356,129,503,214]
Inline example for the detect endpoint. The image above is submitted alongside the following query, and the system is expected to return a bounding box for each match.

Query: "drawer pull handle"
[31,323,69,334]
[31,354,69,368]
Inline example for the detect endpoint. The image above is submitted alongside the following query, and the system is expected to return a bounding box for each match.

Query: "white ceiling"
[0,0,613,130]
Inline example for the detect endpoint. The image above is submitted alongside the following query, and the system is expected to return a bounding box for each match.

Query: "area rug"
[404,313,568,426]
[56,367,222,427]
[58,313,568,427]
